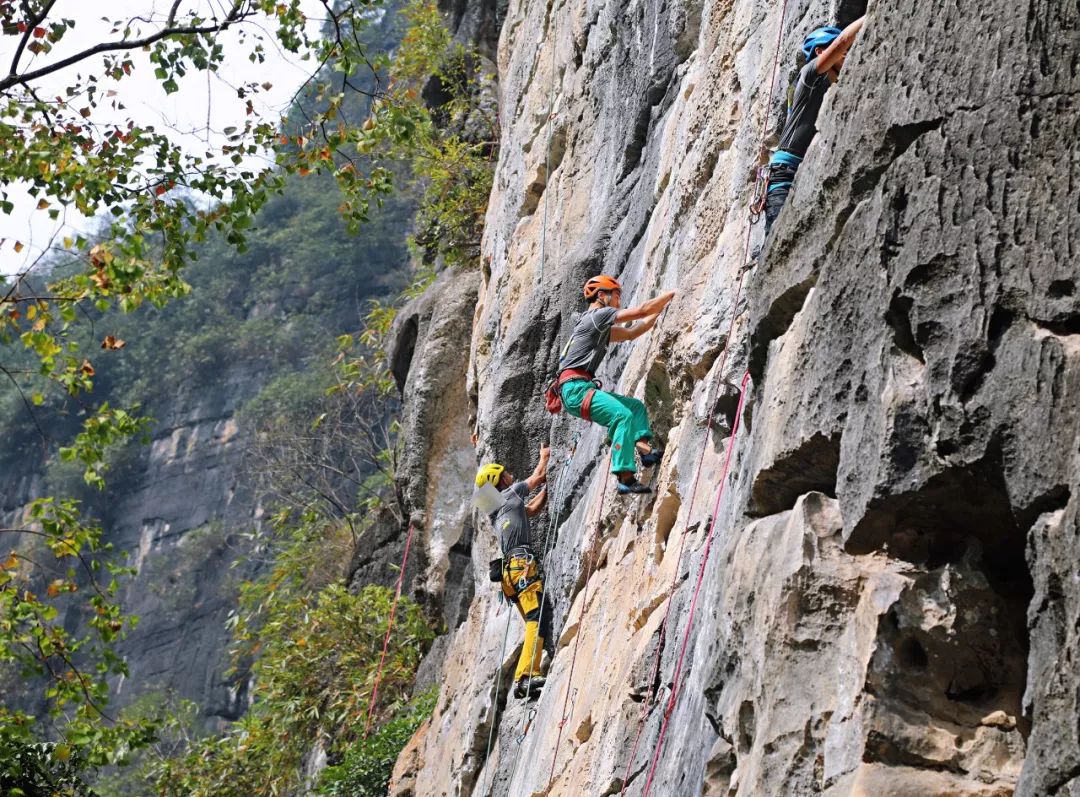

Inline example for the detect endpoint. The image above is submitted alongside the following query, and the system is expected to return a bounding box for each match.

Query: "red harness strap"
[580,386,597,423]
[557,367,593,386]
[558,368,599,422]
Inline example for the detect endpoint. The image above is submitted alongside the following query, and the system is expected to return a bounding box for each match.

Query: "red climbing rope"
[639,371,751,796]
[619,0,790,791]
[546,453,611,788]
[364,521,416,737]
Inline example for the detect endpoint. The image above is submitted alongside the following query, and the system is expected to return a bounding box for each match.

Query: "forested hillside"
[0,0,499,792]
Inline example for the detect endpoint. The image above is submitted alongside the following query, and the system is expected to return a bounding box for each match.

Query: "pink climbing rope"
[546,453,611,788]
[364,521,416,737]
[619,0,790,791]
[639,371,752,796]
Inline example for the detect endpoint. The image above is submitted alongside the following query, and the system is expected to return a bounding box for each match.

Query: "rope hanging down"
[619,0,791,789]
[640,372,751,796]
[364,521,417,737]
[546,451,611,788]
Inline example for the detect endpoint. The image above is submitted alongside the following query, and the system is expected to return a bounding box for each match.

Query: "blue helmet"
[801,26,841,59]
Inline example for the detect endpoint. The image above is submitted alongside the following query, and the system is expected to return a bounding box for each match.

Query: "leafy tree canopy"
[0,2,412,792]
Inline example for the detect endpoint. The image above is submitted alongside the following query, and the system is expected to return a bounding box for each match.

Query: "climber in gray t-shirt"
[764,16,866,234]
[475,446,552,699]
[554,274,675,495]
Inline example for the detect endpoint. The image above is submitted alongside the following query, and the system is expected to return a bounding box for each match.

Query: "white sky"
[0,0,331,275]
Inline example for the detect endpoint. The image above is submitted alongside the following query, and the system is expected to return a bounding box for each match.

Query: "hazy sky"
[0,0,329,275]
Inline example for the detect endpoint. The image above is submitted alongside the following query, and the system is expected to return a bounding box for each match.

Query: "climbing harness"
[363,521,416,737]
[546,451,611,789]
[618,0,791,791]
[545,368,601,419]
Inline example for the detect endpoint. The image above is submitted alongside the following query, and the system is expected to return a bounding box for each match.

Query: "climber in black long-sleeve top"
[764,16,866,234]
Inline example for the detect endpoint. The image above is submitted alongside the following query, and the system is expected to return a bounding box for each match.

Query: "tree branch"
[0,526,113,602]
[0,363,48,449]
[8,0,59,79]
[0,1,249,93]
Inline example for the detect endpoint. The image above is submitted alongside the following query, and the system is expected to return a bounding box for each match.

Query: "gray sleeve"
[512,481,530,499]
[591,306,619,331]
[801,58,826,86]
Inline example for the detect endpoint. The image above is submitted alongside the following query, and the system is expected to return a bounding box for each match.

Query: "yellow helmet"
[475,463,506,488]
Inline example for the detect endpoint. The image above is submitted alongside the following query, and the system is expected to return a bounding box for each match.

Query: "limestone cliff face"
[389,0,1079,794]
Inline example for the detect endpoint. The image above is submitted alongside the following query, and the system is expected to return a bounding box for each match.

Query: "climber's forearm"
[816,16,864,74]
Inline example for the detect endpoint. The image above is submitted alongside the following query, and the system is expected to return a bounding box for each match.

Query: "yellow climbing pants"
[502,553,545,682]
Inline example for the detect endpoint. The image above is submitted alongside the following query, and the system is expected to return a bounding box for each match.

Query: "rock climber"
[764,16,866,234]
[475,445,552,699]
[555,275,674,495]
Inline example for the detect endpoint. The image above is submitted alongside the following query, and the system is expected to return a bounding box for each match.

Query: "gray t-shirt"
[777,58,832,158]
[558,306,619,374]
[489,481,531,554]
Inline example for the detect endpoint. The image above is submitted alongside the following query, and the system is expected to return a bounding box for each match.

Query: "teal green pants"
[561,381,652,474]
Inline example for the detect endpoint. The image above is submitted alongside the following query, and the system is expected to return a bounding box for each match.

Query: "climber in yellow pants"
[475,446,551,699]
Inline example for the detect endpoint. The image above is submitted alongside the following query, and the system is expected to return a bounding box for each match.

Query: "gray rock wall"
[389,0,1079,794]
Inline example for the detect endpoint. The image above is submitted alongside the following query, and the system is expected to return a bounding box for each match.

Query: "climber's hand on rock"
[526,447,550,491]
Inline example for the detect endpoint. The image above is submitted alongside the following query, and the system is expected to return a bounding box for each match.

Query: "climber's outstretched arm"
[610,313,659,342]
[615,290,675,323]
[815,16,865,74]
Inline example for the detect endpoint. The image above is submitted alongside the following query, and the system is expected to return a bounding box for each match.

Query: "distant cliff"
[385,0,1080,794]
[0,168,414,730]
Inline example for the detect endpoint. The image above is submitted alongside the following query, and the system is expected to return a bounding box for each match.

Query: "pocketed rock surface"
[388,0,1080,794]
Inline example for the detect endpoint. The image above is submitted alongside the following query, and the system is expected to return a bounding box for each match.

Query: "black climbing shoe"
[639,447,664,468]
[514,676,545,699]
[616,477,652,495]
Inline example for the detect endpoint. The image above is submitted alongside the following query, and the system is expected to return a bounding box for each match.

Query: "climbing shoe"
[616,477,652,495]
[639,447,664,468]
[514,676,545,699]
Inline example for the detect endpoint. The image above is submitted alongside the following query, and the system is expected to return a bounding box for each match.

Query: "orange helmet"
[583,275,621,300]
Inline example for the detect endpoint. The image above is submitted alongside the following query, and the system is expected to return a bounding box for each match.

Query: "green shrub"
[317,687,438,797]
[152,584,435,797]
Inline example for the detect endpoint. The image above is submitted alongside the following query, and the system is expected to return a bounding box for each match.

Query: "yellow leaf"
[13,241,24,253]
[54,744,71,762]
[1,553,17,570]
[25,304,36,320]
[36,198,49,210]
